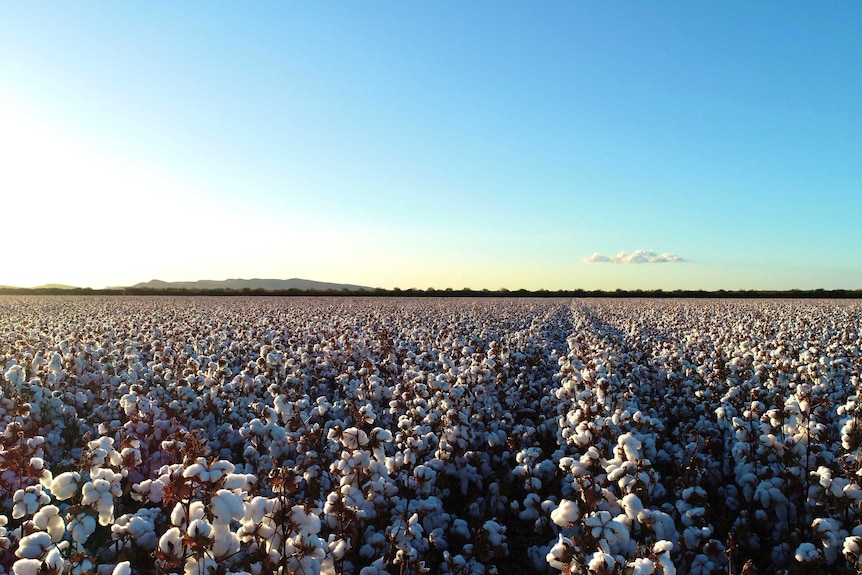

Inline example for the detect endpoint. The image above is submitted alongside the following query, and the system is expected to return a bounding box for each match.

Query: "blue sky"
[1,3,859,290]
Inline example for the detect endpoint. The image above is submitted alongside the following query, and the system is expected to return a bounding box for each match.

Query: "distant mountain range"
[128,278,373,292]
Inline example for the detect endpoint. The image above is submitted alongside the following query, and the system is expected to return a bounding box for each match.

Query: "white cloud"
[584,250,688,264]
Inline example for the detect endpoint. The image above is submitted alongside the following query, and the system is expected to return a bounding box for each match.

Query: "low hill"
[129,278,373,292]
[34,284,80,290]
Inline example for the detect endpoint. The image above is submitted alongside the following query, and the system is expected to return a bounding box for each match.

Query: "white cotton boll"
[120,446,142,468]
[341,427,369,449]
[11,559,42,575]
[628,557,655,575]
[33,504,64,542]
[551,499,580,527]
[171,502,188,527]
[844,536,862,562]
[69,512,97,544]
[585,510,614,539]
[159,527,183,557]
[133,478,163,504]
[546,534,575,571]
[587,552,616,573]
[483,520,505,547]
[519,506,539,522]
[795,542,820,562]
[487,428,507,447]
[82,476,118,526]
[813,517,845,564]
[211,489,245,525]
[771,542,791,567]
[183,461,209,482]
[209,460,235,483]
[15,531,53,559]
[42,547,67,573]
[830,477,850,499]
[689,555,715,575]
[291,505,321,535]
[4,364,25,387]
[266,350,283,366]
[222,472,255,491]
[187,518,213,540]
[211,523,240,558]
[452,518,471,539]
[112,562,131,575]
[244,496,268,526]
[816,465,833,488]
[653,540,676,575]
[113,510,160,551]
[12,489,42,519]
[621,494,645,523]
[88,436,123,468]
[330,538,349,561]
[184,557,217,575]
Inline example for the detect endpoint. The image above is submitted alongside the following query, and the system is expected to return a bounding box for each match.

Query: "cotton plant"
[147,457,262,574]
[4,295,862,573]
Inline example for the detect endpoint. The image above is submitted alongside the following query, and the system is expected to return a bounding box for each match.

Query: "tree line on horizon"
[1,286,861,298]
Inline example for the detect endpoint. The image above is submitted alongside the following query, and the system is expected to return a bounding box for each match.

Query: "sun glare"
[0,102,193,287]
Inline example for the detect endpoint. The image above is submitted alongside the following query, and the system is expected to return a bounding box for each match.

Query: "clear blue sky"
[1,3,859,290]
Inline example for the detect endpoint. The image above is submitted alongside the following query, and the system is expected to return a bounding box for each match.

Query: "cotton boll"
[184,557,218,575]
[211,489,245,525]
[653,540,676,575]
[844,535,862,564]
[186,518,213,542]
[112,562,131,575]
[519,493,541,522]
[4,364,25,387]
[546,534,576,571]
[133,478,165,504]
[688,554,717,575]
[112,508,161,551]
[482,519,506,547]
[621,493,645,523]
[525,476,542,491]
[340,427,369,449]
[628,557,655,574]
[11,559,43,575]
[587,551,616,573]
[15,531,53,559]
[209,460,236,483]
[617,433,643,463]
[212,523,240,558]
[451,518,471,539]
[32,504,64,542]
[87,436,123,468]
[795,542,820,562]
[550,499,579,527]
[68,512,97,544]
[12,486,49,519]
[290,505,322,535]
[813,517,846,564]
[39,546,67,573]
[81,471,121,526]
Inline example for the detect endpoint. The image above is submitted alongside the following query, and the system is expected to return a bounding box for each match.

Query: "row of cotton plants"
[0,296,860,574]
[545,299,862,574]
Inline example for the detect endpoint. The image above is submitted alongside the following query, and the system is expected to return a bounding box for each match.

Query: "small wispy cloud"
[584,250,688,264]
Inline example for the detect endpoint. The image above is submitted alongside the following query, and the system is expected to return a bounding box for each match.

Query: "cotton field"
[1,296,861,575]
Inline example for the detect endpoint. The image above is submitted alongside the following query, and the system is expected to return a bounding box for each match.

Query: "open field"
[1,296,861,574]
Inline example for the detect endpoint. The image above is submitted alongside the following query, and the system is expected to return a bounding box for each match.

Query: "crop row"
[0,296,860,575]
